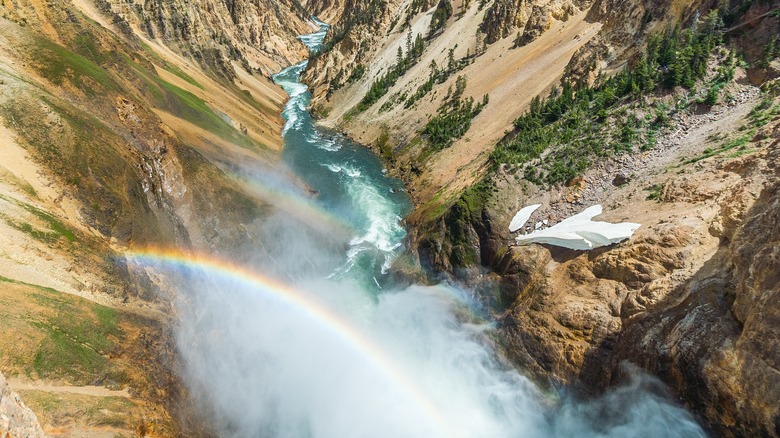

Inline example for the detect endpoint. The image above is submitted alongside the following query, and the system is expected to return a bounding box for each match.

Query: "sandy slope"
[416,12,601,205]
[317,1,601,211]
[0,122,113,304]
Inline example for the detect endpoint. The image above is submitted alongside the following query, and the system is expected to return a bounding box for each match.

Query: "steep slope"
[0,0,313,435]
[89,0,312,77]
[410,31,780,438]
[314,4,595,202]
[302,0,780,435]
[303,0,715,215]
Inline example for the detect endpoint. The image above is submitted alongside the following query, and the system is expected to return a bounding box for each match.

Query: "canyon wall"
[0,0,312,435]
[302,0,780,435]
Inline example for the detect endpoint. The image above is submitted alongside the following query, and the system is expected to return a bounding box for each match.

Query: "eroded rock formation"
[0,373,45,438]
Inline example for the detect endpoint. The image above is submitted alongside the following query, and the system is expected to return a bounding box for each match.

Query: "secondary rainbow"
[124,246,452,435]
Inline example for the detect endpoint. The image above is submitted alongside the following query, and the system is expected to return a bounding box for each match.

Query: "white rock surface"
[515,205,640,250]
[0,373,46,438]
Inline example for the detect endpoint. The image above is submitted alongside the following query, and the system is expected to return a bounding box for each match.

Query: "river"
[273,29,410,288]
[165,18,708,438]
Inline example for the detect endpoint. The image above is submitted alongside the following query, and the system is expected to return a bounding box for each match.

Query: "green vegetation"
[687,134,751,163]
[459,177,493,214]
[747,96,780,128]
[21,391,137,431]
[29,36,118,94]
[315,0,387,55]
[0,194,77,243]
[32,327,112,381]
[429,0,453,37]
[684,98,780,163]
[379,92,407,113]
[137,40,204,90]
[0,172,38,198]
[0,276,125,384]
[0,214,61,244]
[158,79,243,143]
[375,126,394,162]
[30,291,123,383]
[355,32,427,112]
[329,63,368,96]
[423,76,488,150]
[404,0,435,28]
[645,184,664,201]
[404,47,474,108]
[19,202,77,242]
[129,58,260,151]
[165,63,204,90]
[490,11,726,186]
[347,64,366,84]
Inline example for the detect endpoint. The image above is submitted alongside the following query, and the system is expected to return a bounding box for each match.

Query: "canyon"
[0,0,778,436]
[303,0,780,436]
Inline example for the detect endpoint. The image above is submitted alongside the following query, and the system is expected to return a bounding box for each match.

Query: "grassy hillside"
[425,6,778,221]
[0,277,177,436]
[0,0,299,434]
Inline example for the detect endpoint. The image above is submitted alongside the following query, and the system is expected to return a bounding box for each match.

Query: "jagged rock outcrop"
[516,0,580,46]
[480,0,527,44]
[301,0,405,98]
[412,96,780,436]
[0,373,45,438]
[481,0,588,45]
[104,0,310,76]
[610,147,780,438]
[564,0,708,83]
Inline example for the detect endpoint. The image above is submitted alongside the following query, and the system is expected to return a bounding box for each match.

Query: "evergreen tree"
[428,0,453,37]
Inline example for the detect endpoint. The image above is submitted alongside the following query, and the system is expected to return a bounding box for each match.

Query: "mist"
[142,197,706,437]
[140,18,707,438]
[162,239,705,437]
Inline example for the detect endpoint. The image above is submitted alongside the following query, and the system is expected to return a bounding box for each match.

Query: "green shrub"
[488,10,727,186]
[423,78,488,150]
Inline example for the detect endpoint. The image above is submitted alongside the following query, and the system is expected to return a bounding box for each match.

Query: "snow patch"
[513,205,640,250]
[508,204,541,232]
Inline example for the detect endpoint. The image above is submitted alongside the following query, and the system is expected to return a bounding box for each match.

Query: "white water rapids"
[157,17,708,438]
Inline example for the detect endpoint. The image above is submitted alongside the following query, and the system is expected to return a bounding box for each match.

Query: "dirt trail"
[8,378,131,398]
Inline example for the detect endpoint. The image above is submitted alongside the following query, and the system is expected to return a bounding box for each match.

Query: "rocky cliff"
[299,0,780,434]
[0,0,313,435]
[117,0,311,77]
[411,56,780,437]
[0,373,45,438]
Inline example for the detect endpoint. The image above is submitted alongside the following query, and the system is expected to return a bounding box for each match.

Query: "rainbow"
[124,246,451,435]
[226,172,355,238]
